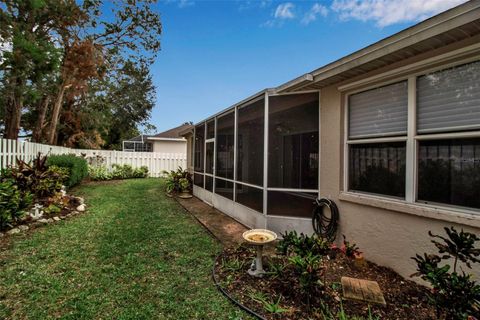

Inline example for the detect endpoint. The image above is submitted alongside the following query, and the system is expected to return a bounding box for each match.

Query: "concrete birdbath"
[242,229,277,277]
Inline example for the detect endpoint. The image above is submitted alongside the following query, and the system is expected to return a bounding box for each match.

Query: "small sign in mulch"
[341,276,386,305]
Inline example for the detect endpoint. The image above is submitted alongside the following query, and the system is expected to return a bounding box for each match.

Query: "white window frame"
[343,55,480,215]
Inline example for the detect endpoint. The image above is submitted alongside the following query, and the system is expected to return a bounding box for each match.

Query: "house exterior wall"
[152,140,186,154]
[319,56,480,281]
[189,39,480,282]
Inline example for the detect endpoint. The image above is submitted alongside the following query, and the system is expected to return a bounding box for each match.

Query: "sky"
[149,0,467,133]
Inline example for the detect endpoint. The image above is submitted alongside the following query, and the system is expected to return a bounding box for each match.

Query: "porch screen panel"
[194,124,205,172]
[417,61,480,134]
[215,178,233,200]
[235,184,263,213]
[267,191,316,218]
[268,93,319,189]
[216,112,235,180]
[206,120,215,139]
[193,173,204,187]
[236,98,264,186]
[348,81,408,139]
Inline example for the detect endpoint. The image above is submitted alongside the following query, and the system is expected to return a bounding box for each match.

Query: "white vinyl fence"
[0,138,186,178]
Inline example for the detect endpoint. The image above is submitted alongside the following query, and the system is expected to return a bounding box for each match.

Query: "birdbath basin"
[242,229,277,277]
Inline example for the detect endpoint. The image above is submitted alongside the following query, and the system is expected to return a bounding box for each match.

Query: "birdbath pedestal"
[242,229,277,277]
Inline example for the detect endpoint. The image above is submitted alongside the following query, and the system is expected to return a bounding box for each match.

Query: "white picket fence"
[0,138,186,178]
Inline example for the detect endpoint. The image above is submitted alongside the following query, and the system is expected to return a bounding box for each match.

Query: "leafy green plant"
[88,165,112,181]
[249,291,287,314]
[44,203,61,215]
[289,252,324,302]
[47,154,88,187]
[3,155,69,198]
[0,180,33,229]
[277,230,331,257]
[341,235,362,258]
[411,227,480,319]
[262,295,287,314]
[221,257,245,273]
[162,167,192,195]
[266,260,286,279]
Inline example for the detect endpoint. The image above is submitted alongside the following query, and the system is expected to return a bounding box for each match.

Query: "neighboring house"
[188,1,480,281]
[123,123,193,153]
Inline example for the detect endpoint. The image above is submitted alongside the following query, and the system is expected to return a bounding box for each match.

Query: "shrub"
[411,227,480,319]
[0,180,33,229]
[340,235,362,258]
[289,253,324,305]
[277,230,331,257]
[2,155,69,198]
[88,165,112,181]
[88,164,149,181]
[162,167,192,194]
[111,164,149,179]
[47,154,88,187]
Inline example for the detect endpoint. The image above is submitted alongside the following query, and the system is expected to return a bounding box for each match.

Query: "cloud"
[301,3,328,25]
[163,0,194,8]
[331,0,467,27]
[262,2,295,27]
[274,2,295,19]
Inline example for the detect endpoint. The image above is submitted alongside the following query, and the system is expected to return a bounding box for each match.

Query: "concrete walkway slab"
[176,196,248,248]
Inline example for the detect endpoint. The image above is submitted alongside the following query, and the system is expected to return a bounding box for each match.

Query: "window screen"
[216,112,235,180]
[235,183,263,213]
[194,124,204,172]
[215,178,234,200]
[418,138,480,209]
[267,191,316,218]
[205,142,214,174]
[349,142,406,198]
[349,81,408,139]
[269,93,319,189]
[193,173,203,188]
[237,98,264,186]
[205,175,213,192]
[417,61,480,134]
[206,120,215,139]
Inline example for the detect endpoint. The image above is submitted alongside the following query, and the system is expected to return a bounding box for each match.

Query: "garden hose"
[212,253,266,320]
[312,198,339,242]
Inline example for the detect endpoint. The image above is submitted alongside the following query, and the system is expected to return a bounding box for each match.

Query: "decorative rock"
[18,225,29,231]
[53,217,61,221]
[38,218,49,224]
[47,218,54,223]
[76,197,85,205]
[76,204,86,212]
[7,228,21,235]
[59,216,66,220]
[0,232,4,238]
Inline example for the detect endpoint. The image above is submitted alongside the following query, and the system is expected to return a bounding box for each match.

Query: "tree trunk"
[4,77,23,140]
[32,96,50,142]
[47,83,67,145]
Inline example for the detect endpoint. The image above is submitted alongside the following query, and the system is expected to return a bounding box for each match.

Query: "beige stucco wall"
[320,80,480,282]
[151,140,187,154]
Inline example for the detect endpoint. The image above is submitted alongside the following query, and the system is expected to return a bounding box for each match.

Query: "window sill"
[338,192,480,228]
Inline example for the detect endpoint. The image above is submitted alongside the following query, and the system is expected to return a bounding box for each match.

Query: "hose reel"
[312,198,339,242]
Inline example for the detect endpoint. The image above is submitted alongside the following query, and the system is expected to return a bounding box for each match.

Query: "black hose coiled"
[312,198,339,242]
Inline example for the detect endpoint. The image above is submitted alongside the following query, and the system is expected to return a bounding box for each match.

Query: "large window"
[237,98,264,186]
[216,112,234,180]
[418,139,480,209]
[347,60,480,213]
[347,81,408,198]
[269,93,319,189]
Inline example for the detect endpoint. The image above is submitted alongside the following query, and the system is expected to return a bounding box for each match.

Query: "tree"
[0,0,84,139]
[0,0,162,145]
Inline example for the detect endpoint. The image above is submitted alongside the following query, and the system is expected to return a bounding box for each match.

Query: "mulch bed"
[214,245,437,319]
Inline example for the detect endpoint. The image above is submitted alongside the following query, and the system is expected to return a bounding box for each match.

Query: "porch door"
[204,139,215,204]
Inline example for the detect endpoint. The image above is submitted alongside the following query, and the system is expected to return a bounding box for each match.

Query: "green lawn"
[0,179,247,319]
